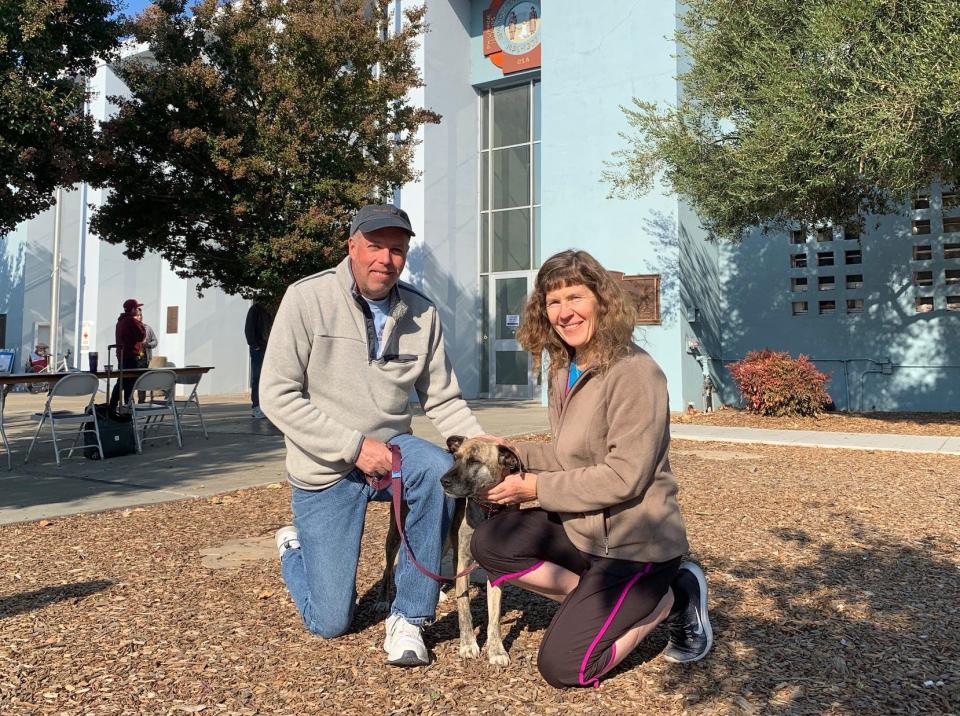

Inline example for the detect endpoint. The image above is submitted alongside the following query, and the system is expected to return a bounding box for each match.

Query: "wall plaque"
[609,272,661,325]
[166,306,179,334]
[483,0,542,75]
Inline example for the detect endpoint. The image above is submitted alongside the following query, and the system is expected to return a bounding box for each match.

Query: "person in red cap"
[109,298,147,410]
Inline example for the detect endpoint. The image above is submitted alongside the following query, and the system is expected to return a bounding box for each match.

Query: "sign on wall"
[483,0,542,75]
[608,271,661,325]
[80,321,94,351]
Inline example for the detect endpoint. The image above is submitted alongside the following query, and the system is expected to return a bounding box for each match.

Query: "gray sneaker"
[663,561,713,663]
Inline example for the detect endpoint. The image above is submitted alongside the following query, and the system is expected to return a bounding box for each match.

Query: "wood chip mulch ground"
[2,441,958,715]
[673,407,960,437]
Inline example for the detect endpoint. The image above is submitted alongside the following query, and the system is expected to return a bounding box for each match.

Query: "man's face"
[348,227,410,300]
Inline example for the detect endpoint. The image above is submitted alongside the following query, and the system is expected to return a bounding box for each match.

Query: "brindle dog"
[376,436,521,666]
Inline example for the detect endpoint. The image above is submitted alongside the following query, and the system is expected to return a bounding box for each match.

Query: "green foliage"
[728,349,831,416]
[0,0,122,235]
[89,0,438,304]
[605,0,960,241]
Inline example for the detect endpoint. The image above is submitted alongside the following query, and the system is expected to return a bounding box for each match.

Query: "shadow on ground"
[654,522,956,712]
[0,580,114,620]
[357,518,959,712]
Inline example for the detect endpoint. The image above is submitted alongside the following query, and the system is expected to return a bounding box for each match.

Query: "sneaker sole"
[663,560,714,664]
[386,650,430,667]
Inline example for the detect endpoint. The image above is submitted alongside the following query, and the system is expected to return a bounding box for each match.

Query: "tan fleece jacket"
[516,346,689,564]
[259,258,483,489]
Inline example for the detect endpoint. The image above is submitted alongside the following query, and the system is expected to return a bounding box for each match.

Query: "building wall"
[678,200,723,410]
[16,188,84,365]
[716,190,960,411]
[399,0,484,398]
[0,224,26,356]
[539,1,685,409]
[183,280,250,395]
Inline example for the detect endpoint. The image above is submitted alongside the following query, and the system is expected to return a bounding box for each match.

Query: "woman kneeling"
[472,250,712,688]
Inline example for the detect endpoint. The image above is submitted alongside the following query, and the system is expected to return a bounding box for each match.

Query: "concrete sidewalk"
[0,394,548,526]
[4,391,958,526]
[671,423,960,455]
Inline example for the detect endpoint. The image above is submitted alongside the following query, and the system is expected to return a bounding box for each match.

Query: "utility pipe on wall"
[49,187,63,364]
[74,74,91,369]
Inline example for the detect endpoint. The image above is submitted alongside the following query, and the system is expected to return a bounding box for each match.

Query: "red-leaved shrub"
[727,349,831,416]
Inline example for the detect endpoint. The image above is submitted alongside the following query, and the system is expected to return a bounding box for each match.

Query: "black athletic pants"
[471,508,680,688]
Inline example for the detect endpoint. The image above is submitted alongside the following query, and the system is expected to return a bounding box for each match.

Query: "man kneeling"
[260,205,483,666]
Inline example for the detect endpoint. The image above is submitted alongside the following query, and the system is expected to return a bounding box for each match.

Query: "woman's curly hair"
[517,250,637,380]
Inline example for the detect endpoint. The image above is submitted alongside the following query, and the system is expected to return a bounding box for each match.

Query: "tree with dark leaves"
[0,0,121,235]
[90,0,438,305]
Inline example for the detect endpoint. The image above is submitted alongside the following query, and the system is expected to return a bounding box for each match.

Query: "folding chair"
[172,366,208,439]
[127,369,182,453]
[24,373,103,466]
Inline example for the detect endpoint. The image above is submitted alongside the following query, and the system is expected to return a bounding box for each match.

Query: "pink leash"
[368,444,479,584]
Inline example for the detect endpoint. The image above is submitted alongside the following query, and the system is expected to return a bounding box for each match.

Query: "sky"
[119,0,154,16]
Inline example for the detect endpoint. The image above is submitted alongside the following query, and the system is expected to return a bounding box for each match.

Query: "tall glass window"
[478,79,541,397]
[479,80,541,274]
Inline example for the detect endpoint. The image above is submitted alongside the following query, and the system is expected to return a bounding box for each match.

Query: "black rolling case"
[83,344,136,460]
[83,404,136,460]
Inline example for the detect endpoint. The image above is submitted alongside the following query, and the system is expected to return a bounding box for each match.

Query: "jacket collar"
[336,257,409,322]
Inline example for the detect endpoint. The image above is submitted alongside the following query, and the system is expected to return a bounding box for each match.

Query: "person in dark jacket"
[245,301,273,419]
[109,298,147,410]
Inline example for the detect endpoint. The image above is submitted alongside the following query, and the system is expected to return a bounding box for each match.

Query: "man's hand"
[355,437,393,478]
[480,472,538,505]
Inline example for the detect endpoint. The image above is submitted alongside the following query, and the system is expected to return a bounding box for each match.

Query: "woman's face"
[545,283,599,354]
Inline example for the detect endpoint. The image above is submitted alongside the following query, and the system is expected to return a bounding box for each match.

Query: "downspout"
[50,188,63,363]
[73,74,91,369]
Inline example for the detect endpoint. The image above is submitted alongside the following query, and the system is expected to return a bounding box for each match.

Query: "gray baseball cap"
[350,204,415,237]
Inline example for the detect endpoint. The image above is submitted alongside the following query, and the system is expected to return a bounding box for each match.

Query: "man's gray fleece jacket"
[259,258,483,490]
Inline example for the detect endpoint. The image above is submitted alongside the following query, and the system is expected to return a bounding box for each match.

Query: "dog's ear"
[446,435,466,453]
[497,445,521,474]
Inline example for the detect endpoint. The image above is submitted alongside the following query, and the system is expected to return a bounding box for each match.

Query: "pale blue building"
[4,1,958,410]
[396,0,960,412]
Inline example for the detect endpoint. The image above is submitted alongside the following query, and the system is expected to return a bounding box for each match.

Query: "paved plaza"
[0,393,549,525]
[4,392,960,526]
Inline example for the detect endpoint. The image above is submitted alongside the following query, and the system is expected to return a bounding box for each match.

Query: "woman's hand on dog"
[480,472,538,505]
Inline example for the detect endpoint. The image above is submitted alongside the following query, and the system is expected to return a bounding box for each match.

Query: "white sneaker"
[275,526,300,558]
[383,613,430,666]
[252,407,266,419]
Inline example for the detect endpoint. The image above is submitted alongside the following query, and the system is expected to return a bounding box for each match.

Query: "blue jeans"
[280,433,455,638]
[249,347,264,408]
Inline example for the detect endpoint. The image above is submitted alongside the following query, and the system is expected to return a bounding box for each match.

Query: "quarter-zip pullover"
[259,257,483,490]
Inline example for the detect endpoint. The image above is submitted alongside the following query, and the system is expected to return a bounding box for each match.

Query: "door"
[488,272,535,398]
